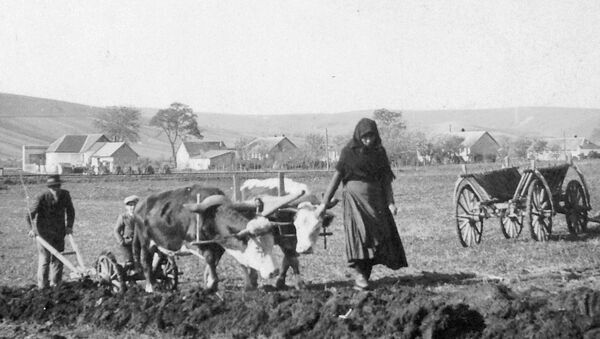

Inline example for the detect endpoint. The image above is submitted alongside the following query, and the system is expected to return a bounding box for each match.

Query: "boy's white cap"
[124,195,139,205]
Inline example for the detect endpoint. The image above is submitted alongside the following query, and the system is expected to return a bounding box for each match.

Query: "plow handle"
[67,234,85,269]
[35,236,79,273]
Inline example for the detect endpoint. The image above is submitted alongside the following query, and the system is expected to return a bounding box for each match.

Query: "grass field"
[2,160,600,294]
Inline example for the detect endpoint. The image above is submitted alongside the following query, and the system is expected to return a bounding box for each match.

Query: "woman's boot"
[353,261,370,291]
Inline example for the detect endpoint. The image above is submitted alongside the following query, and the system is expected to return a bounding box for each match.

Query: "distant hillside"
[1,92,599,160]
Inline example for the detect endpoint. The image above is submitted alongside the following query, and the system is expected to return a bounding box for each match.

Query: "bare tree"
[304,133,326,161]
[372,108,407,161]
[150,102,203,167]
[93,106,141,142]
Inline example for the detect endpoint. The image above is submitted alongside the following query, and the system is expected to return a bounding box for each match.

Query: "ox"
[133,185,291,292]
[238,178,338,289]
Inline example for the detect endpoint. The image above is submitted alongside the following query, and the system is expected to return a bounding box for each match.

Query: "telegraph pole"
[325,128,330,170]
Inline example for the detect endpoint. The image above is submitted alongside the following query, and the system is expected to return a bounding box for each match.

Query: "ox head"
[292,199,337,254]
[271,197,337,254]
[185,194,292,279]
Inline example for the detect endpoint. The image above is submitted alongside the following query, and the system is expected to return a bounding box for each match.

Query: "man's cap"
[124,195,140,205]
[46,175,62,187]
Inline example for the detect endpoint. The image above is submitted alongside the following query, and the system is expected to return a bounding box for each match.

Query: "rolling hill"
[1,92,599,160]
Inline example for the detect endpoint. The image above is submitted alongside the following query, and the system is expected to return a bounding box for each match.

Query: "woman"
[316,118,408,290]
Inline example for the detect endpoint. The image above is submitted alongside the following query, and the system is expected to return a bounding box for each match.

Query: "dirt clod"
[1,280,599,338]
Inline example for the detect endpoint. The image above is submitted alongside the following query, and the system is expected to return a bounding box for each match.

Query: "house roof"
[450,131,498,148]
[46,134,109,153]
[545,137,600,151]
[91,142,138,157]
[244,136,297,153]
[190,150,234,159]
[182,141,227,156]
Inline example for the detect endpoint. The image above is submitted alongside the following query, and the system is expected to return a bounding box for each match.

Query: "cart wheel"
[96,252,126,293]
[527,179,553,242]
[155,255,178,291]
[455,184,483,247]
[565,180,588,234]
[500,211,523,239]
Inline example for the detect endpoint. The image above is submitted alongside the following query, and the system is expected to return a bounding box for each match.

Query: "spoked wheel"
[500,210,523,239]
[154,254,178,291]
[527,179,553,242]
[455,184,483,247]
[96,251,126,293]
[565,180,588,234]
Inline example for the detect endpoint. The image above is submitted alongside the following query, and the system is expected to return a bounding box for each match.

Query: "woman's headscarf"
[336,118,395,184]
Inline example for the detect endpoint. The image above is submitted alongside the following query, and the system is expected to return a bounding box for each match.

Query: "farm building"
[25,134,139,173]
[176,140,234,170]
[452,131,500,162]
[22,145,48,173]
[538,137,600,160]
[243,136,298,168]
[89,142,139,172]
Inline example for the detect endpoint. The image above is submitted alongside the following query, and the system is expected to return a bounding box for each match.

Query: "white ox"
[240,178,337,289]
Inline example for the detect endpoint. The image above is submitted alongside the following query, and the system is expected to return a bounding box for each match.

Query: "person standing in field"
[316,118,408,291]
[113,195,139,270]
[26,174,75,289]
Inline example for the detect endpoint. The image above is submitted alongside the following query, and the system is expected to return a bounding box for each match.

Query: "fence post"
[278,172,285,196]
[232,174,240,201]
[530,159,536,170]
[461,164,467,174]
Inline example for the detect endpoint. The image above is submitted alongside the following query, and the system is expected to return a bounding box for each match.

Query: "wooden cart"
[454,160,591,247]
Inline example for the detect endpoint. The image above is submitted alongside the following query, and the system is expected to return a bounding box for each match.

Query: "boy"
[113,195,139,269]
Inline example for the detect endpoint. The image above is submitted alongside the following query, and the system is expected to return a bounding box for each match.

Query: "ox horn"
[184,194,229,213]
[235,220,290,239]
[325,198,339,209]
[260,190,306,217]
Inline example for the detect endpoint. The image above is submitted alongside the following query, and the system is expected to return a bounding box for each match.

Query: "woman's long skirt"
[343,180,408,269]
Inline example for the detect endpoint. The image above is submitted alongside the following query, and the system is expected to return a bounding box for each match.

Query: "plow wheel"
[154,255,179,291]
[500,211,523,239]
[96,252,126,293]
[565,180,588,234]
[527,179,553,242]
[455,184,483,247]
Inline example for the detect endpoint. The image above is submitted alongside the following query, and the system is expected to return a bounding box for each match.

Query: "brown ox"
[134,185,290,292]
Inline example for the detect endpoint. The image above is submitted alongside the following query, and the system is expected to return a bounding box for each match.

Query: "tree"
[234,136,255,161]
[372,108,406,130]
[93,106,141,142]
[528,139,548,154]
[150,102,203,167]
[509,137,531,159]
[372,108,407,161]
[304,133,326,161]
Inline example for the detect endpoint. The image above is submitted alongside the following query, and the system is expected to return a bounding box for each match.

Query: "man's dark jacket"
[27,189,75,251]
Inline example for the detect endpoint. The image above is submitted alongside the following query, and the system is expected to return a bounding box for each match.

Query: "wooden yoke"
[196,193,200,242]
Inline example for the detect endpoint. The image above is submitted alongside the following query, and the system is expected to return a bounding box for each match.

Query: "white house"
[45,134,110,172]
[89,142,139,172]
[538,137,600,160]
[26,134,139,173]
[176,140,234,170]
[243,136,298,164]
[452,131,500,162]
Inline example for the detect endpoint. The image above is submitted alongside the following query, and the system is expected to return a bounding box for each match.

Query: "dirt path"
[2,272,600,339]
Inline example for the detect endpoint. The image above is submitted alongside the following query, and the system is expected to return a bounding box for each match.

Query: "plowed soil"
[2,277,600,339]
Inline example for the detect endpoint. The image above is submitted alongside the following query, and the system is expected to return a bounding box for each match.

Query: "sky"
[1,0,600,115]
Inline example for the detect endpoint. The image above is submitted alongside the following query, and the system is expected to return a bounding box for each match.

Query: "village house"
[452,131,500,162]
[22,134,138,173]
[242,136,298,169]
[176,140,235,170]
[537,136,600,160]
